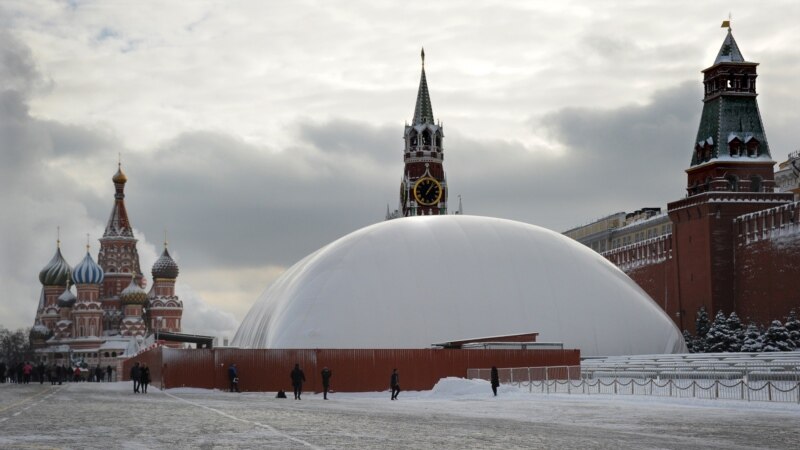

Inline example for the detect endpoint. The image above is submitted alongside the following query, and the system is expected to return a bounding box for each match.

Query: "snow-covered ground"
[1,378,798,449]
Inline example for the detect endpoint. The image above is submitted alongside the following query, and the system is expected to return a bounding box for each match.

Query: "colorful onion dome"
[152,247,179,279]
[39,246,72,286]
[30,322,51,340]
[57,285,77,308]
[72,251,105,285]
[112,163,127,184]
[120,277,147,305]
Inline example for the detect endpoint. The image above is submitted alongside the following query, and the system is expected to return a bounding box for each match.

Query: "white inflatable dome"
[233,215,686,356]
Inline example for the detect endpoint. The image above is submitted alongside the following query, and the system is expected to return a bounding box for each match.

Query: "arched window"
[750,176,763,192]
[726,175,739,191]
[422,130,431,146]
[728,138,741,157]
[746,139,759,157]
[409,130,418,147]
[435,131,442,148]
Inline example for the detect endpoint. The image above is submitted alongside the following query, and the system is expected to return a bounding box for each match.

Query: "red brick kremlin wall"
[603,201,800,332]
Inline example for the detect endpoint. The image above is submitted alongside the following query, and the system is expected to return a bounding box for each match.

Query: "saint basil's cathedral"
[30,164,183,365]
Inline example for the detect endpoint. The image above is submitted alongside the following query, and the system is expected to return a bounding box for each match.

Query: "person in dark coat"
[37,363,45,384]
[320,367,332,400]
[130,362,141,393]
[106,365,113,382]
[290,363,305,400]
[140,364,151,393]
[228,363,239,392]
[490,366,500,396]
[390,368,400,400]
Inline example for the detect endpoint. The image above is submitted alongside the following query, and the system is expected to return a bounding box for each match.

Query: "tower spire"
[412,47,434,125]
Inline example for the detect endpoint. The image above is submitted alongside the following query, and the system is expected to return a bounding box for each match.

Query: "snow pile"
[427,377,521,399]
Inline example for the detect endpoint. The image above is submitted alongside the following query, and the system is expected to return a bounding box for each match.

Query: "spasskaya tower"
[389,48,449,218]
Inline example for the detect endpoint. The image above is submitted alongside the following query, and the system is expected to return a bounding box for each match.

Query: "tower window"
[750,176,763,192]
[422,130,431,146]
[726,175,738,191]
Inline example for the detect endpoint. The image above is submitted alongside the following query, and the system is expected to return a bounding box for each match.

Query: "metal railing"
[468,362,800,403]
[528,377,800,403]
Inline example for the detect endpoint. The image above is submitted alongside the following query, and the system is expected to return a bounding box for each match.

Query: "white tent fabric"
[232,215,686,356]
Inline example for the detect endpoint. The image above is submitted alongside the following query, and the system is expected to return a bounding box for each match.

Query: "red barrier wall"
[124,347,580,393]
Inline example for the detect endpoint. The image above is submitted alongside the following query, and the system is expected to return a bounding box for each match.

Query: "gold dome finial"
[57,226,60,248]
[112,155,128,184]
[86,233,90,252]
[421,47,425,68]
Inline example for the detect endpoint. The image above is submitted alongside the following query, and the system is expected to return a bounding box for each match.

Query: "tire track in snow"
[163,391,322,449]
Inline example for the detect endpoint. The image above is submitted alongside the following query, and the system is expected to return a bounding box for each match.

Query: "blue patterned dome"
[39,247,72,286]
[120,278,147,305]
[72,251,104,285]
[152,247,179,279]
[57,285,77,307]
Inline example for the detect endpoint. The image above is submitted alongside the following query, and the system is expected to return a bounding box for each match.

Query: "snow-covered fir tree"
[725,311,744,352]
[761,320,794,352]
[682,329,695,353]
[740,323,763,352]
[693,307,710,352]
[784,309,800,350]
[706,310,737,352]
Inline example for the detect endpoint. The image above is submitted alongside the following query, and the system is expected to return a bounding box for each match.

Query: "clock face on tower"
[413,177,442,206]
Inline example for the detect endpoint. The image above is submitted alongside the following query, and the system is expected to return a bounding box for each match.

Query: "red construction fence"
[123,347,580,393]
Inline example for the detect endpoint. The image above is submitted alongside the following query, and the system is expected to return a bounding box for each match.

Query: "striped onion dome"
[39,247,72,286]
[152,247,179,279]
[57,285,77,308]
[72,251,104,285]
[120,277,147,305]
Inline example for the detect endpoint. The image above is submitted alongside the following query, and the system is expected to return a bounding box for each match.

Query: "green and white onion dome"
[57,285,77,308]
[152,247,179,279]
[72,251,104,285]
[30,322,50,339]
[120,278,147,305]
[39,247,72,286]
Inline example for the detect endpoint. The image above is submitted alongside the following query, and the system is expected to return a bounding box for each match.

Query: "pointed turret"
[714,28,745,64]
[104,162,134,238]
[98,163,143,298]
[686,26,775,196]
[412,48,434,126]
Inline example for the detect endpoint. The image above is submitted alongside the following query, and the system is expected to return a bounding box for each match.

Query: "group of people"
[128,362,152,393]
[223,363,404,401]
[0,361,115,384]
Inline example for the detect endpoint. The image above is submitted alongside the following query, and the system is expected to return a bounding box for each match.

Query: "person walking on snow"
[490,366,500,396]
[228,363,240,392]
[321,367,332,400]
[290,363,305,400]
[140,364,151,393]
[130,362,141,393]
[390,368,400,400]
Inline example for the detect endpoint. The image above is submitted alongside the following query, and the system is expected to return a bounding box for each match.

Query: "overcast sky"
[2,1,800,339]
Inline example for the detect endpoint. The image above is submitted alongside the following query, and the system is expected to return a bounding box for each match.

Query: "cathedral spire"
[412,47,434,125]
[104,163,134,238]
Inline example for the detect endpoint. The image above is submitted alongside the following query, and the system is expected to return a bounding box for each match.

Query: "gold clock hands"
[424,183,434,196]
